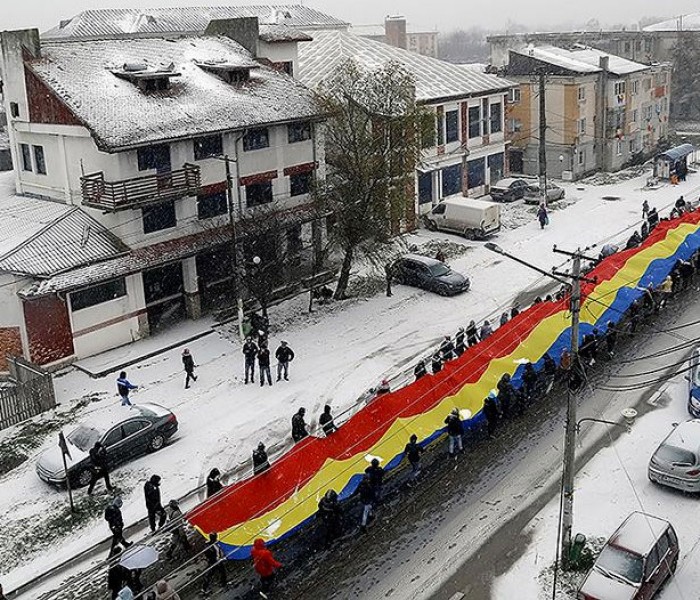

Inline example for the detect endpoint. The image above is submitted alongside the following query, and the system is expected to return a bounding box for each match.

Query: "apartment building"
[352,16,439,58]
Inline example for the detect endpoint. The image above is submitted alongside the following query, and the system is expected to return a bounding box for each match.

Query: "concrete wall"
[258,41,300,77]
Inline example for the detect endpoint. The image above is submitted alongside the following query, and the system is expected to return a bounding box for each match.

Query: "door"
[121,419,153,459]
[143,262,185,331]
[416,263,433,289]
[401,260,420,286]
[23,294,75,365]
[102,426,125,467]
[431,203,448,230]
[509,148,524,174]
[640,546,661,599]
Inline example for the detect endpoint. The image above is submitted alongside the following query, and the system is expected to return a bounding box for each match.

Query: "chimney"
[599,55,609,72]
[205,17,259,57]
[384,15,407,50]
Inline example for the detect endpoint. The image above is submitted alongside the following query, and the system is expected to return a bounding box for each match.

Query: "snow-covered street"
[3,167,700,597]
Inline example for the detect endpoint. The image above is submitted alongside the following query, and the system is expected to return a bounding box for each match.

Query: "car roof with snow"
[492,177,526,188]
[609,512,671,556]
[77,403,171,432]
[663,419,700,453]
[400,254,444,267]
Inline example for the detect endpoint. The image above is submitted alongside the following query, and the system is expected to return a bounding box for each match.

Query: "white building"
[0,23,326,367]
[297,30,515,217]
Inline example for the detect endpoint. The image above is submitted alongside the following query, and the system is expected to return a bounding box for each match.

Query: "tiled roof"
[29,36,321,151]
[297,30,514,103]
[511,45,649,77]
[42,6,348,40]
[0,196,127,278]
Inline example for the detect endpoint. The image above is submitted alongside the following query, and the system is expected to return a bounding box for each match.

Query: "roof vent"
[112,62,180,92]
[196,59,259,84]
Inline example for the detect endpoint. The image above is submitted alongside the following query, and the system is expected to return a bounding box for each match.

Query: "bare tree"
[315,60,431,300]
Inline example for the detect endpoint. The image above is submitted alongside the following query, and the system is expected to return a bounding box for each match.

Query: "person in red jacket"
[251,538,282,598]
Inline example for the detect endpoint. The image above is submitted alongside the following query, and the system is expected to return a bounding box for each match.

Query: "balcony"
[81,164,201,212]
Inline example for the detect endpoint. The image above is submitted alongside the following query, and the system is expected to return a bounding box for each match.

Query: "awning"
[658,143,694,162]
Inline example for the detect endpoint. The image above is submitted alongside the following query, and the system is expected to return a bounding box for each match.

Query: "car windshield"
[429,263,451,277]
[655,444,696,465]
[596,545,644,585]
[67,425,103,451]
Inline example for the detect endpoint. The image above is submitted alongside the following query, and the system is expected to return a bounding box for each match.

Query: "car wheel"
[76,468,92,488]
[463,228,475,240]
[425,219,437,231]
[149,434,166,452]
[436,284,450,296]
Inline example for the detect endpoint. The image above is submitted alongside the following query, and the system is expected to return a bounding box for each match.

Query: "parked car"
[391,254,470,296]
[524,181,566,204]
[578,512,678,600]
[36,403,178,487]
[488,177,530,202]
[687,346,700,418]
[423,197,501,239]
[648,419,700,493]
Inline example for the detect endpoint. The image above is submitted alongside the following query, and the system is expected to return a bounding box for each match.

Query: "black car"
[36,403,178,487]
[489,178,530,202]
[392,254,470,296]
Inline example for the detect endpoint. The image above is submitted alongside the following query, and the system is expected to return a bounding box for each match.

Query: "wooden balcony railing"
[81,163,201,212]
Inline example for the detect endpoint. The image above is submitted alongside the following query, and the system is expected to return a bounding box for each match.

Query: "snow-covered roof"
[29,36,321,151]
[512,45,649,77]
[644,13,700,31]
[297,30,514,104]
[258,24,312,43]
[42,6,348,40]
[0,196,127,278]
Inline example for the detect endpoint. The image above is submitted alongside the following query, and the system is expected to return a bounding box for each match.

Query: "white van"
[423,197,501,239]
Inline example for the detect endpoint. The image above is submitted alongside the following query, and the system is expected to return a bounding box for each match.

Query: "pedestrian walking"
[542,352,557,388]
[105,496,131,556]
[431,352,442,374]
[201,532,227,593]
[521,362,539,404]
[480,320,493,340]
[206,468,223,498]
[253,442,270,475]
[88,441,113,495]
[384,262,394,298]
[317,489,344,548]
[403,434,424,483]
[251,538,282,599]
[291,407,308,442]
[444,408,463,458]
[537,203,548,229]
[440,335,455,361]
[357,474,376,531]
[605,321,618,356]
[154,579,180,600]
[454,328,466,356]
[499,311,509,327]
[258,342,272,387]
[642,199,649,220]
[242,337,258,385]
[116,372,137,406]
[414,360,428,380]
[275,341,295,381]
[365,458,384,500]
[483,393,500,437]
[144,474,167,533]
[181,349,197,389]
[166,500,191,559]
[466,320,479,347]
[107,548,132,600]
[319,405,337,436]
[497,373,515,419]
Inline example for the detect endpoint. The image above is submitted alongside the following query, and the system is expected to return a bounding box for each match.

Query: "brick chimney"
[385,15,407,50]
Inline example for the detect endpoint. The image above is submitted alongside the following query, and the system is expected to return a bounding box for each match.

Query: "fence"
[0,356,57,431]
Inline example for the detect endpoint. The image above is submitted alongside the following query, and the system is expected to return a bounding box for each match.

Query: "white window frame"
[579,118,586,135]
[614,81,626,96]
[509,87,521,104]
[577,86,585,101]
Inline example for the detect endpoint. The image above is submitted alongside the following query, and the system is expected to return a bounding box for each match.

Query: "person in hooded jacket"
[154,579,180,600]
[291,408,308,442]
[253,443,270,474]
[444,408,463,458]
[365,458,385,500]
[465,320,479,347]
[88,440,113,495]
[499,312,509,327]
[537,203,548,229]
[317,489,343,547]
[251,538,282,598]
[206,469,223,498]
[480,320,493,340]
[144,474,166,533]
[116,372,137,406]
[318,405,337,436]
[105,496,131,556]
[242,337,258,385]
[431,353,442,374]
[454,328,466,356]
[181,349,197,389]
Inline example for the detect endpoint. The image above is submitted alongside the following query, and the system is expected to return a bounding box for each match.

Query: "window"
[623,41,631,54]
[9,102,19,118]
[468,106,480,138]
[197,190,228,220]
[509,88,521,104]
[578,150,585,166]
[193,135,223,161]
[657,532,670,562]
[616,140,623,156]
[243,128,270,151]
[431,203,446,215]
[509,118,522,133]
[645,39,652,53]
[488,153,504,182]
[290,171,312,196]
[579,118,587,135]
[577,86,586,101]
[142,201,176,233]
[441,164,462,197]
[467,157,485,189]
[629,137,637,153]
[614,81,626,96]
[137,144,171,172]
[288,121,312,143]
[635,40,641,52]
[631,109,638,123]
[122,420,149,437]
[445,110,459,143]
[631,80,639,95]
[482,98,489,134]
[490,103,502,134]
[246,181,273,206]
[436,114,446,146]
[33,145,46,175]
[71,278,127,311]
[644,547,660,580]
[644,105,652,121]
[418,172,433,205]
[20,144,32,172]
[103,427,123,447]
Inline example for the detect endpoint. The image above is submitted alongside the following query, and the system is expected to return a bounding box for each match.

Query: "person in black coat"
[319,405,337,436]
[253,442,270,474]
[87,441,113,495]
[291,408,308,442]
[206,468,223,498]
[275,341,295,382]
[521,362,539,403]
[357,474,376,530]
[414,360,427,380]
[444,408,463,457]
[431,353,442,374]
[182,348,197,389]
[201,532,227,592]
[242,337,258,385]
[105,496,131,556]
[454,328,466,356]
[482,394,500,437]
[440,336,455,361]
[258,342,272,387]
[317,489,343,547]
[497,373,515,419]
[364,458,385,500]
[403,434,424,482]
[144,474,166,533]
[648,207,659,229]
[465,320,479,347]
[107,548,132,599]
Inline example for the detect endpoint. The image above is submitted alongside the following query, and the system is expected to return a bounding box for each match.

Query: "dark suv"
[489,178,530,202]
[392,254,470,296]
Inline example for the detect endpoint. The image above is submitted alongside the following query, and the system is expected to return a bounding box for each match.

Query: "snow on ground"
[493,375,699,600]
[3,168,700,592]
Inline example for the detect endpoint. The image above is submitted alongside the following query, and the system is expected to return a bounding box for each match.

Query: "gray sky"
[3,0,699,34]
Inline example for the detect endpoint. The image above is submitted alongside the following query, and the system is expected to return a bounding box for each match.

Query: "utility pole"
[223,155,245,341]
[538,67,548,205]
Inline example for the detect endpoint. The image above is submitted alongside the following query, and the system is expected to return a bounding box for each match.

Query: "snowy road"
[3,168,700,598]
